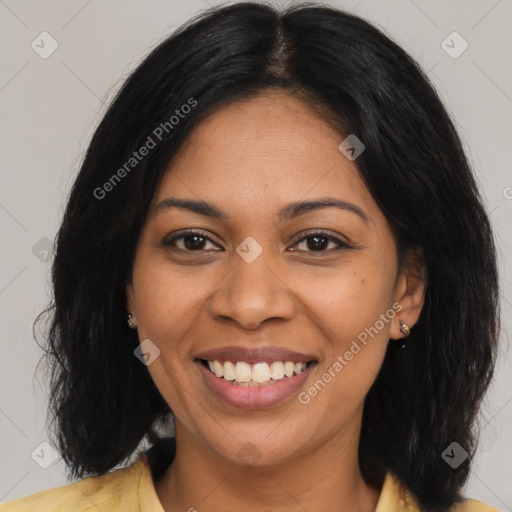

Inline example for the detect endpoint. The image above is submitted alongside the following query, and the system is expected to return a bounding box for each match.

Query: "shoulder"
[376,472,500,512]
[0,453,156,512]
[449,498,501,512]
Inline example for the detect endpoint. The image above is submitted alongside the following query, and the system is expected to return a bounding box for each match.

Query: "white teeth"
[234,361,252,382]
[270,361,284,380]
[223,361,236,381]
[284,361,295,377]
[252,362,271,383]
[205,359,311,383]
[213,360,223,378]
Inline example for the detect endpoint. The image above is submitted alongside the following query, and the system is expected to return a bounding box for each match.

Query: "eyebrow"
[153,197,369,224]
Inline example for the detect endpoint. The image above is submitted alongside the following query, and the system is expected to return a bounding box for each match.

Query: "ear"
[389,246,426,340]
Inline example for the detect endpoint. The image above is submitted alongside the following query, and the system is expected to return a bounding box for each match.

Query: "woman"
[1,2,500,511]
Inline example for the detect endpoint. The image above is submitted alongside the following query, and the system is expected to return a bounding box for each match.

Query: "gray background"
[1,0,511,509]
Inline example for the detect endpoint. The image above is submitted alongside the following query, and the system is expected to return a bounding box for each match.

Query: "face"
[126,91,424,467]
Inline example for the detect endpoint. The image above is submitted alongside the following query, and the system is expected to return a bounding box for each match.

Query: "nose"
[208,245,296,330]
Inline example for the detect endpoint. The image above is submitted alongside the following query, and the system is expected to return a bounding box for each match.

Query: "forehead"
[151,92,381,225]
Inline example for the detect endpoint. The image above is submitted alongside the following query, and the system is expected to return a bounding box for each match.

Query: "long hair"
[36,3,499,510]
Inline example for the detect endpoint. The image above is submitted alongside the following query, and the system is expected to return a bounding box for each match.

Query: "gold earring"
[399,320,410,349]
[127,313,137,329]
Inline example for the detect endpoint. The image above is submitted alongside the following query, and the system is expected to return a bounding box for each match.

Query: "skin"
[126,90,425,512]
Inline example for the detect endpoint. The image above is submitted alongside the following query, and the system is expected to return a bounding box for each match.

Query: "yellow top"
[0,452,499,511]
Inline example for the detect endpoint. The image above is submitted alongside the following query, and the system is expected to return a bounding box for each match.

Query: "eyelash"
[162,229,352,254]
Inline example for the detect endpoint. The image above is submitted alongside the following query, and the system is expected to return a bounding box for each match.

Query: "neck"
[154,416,381,512]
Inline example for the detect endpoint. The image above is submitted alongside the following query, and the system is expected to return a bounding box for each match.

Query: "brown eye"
[162,231,221,252]
[291,230,351,253]
[302,234,330,251]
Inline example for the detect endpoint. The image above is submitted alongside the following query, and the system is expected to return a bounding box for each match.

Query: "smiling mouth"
[198,359,318,387]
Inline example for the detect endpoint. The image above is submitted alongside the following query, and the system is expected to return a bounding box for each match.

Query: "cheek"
[298,256,396,402]
[132,256,210,342]
[130,256,211,423]
[299,277,393,427]
[302,258,397,346]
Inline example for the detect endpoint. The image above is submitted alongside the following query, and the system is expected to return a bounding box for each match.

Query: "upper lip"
[194,345,317,364]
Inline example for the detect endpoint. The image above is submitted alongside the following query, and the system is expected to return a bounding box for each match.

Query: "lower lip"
[196,360,316,409]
